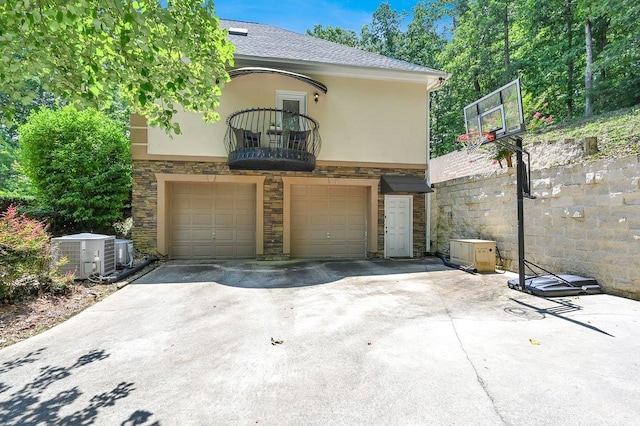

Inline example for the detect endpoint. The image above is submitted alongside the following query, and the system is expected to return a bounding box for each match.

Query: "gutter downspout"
[425,89,432,254]
[425,76,448,255]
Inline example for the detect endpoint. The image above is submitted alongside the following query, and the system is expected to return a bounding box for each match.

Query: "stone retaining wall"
[432,154,640,298]
[430,137,590,183]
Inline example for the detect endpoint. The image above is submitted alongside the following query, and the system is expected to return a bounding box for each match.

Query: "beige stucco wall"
[147,73,428,165]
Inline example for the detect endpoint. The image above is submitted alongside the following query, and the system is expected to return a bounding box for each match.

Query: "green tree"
[19,106,131,231]
[586,0,640,112]
[0,81,60,196]
[398,1,447,68]
[360,2,406,57]
[306,24,360,48]
[0,0,234,134]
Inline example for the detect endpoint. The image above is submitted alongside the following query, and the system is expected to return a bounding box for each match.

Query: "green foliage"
[0,81,58,197]
[307,0,639,158]
[19,106,132,231]
[0,0,234,134]
[0,136,35,197]
[306,25,360,48]
[0,205,72,302]
[360,2,407,57]
[397,1,447,68]
[0,195,34,213]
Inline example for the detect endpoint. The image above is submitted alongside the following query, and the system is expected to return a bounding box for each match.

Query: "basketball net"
[457,131,496,155]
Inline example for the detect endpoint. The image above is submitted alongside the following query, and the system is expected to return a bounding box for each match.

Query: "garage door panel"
[192,197,213,210]
[214,229,235,242]
[235,245,256,258]
[192,245,214,258]
[172,182,192,193]
[348,215,366,226]
[309,215,329,226]
[171,195,192,210]
[310,199,327,210]
[214,183,236,196]
[346,229,365,239]
[291,185,309,196]
[236,229,255,242]
[291,199,309,210]
[345,244,365,256]
[170,228,192,242]
[215,198,234,210]
[191,183,213,194]
[309,186,329,197]
[214,214,235,226]
[171,213,192,226]
[169,182,256,259]
[170,245,192,258]
[236,214,255,226]
[192,228,213,241]
[192,214,212,226]
[309,229,328,240]
[328,216,347,226]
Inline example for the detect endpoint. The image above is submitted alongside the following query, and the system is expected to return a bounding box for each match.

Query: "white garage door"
[290,185,367,258]
[169,182,256,259]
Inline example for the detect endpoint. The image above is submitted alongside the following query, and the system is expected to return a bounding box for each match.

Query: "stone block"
[550,196,574,208]
[532,178,552,189]
[623,191,640,205]
[584,136,599,155]
[595,192,624,206]
[563,206,585,219]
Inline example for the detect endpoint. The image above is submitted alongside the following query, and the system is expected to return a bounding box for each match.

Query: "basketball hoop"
[457,130,496,153]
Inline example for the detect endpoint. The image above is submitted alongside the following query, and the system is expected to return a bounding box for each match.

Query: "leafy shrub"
[0,205,73,302]
[0,194,34,212]
[19,106,131,231]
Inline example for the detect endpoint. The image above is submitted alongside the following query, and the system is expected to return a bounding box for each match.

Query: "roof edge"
[234,55,450,86]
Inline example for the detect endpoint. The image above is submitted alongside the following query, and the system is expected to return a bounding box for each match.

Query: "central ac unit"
[51,233,116,279]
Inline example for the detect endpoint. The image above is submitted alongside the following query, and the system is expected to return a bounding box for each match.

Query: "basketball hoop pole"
[492,136,529,291]
[515,137,526,291]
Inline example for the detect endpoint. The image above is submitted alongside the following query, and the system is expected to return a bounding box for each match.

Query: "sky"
[213,0,420,35]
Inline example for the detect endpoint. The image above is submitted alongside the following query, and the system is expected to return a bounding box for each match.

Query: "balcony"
[225,108,321,171]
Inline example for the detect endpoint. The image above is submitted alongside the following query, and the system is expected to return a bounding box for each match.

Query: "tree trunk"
[585,18,594,117]
[565,0,575,117]
[503,2,510,82]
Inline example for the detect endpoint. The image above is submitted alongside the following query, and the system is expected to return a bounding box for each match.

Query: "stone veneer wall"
[132,160,427,260]
[432,154,640,299]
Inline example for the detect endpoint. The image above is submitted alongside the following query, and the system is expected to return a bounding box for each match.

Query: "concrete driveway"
[1,258,639,425]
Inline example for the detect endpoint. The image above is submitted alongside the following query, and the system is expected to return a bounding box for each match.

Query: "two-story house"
[130,19,448,260]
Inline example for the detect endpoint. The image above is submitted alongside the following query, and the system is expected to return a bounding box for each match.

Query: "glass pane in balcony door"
[282,99,300,130]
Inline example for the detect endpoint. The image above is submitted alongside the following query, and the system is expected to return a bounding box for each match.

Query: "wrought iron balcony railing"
[225,108,321,171]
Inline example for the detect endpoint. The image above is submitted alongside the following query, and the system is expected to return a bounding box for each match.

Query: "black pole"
[515,137,526,290]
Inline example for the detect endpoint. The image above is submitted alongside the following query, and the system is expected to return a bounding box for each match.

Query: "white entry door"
[384,195,413,258]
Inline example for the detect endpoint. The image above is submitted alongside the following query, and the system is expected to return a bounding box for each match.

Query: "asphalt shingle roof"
[220,19,445,76]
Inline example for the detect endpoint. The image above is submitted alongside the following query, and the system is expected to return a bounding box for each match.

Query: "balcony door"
[276,91,307,130]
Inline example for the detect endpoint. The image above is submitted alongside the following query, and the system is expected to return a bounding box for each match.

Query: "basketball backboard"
[463,78,525,141]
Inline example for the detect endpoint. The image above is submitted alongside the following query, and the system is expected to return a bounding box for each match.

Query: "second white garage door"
[169,182,256,259]
[290,185,367,258]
